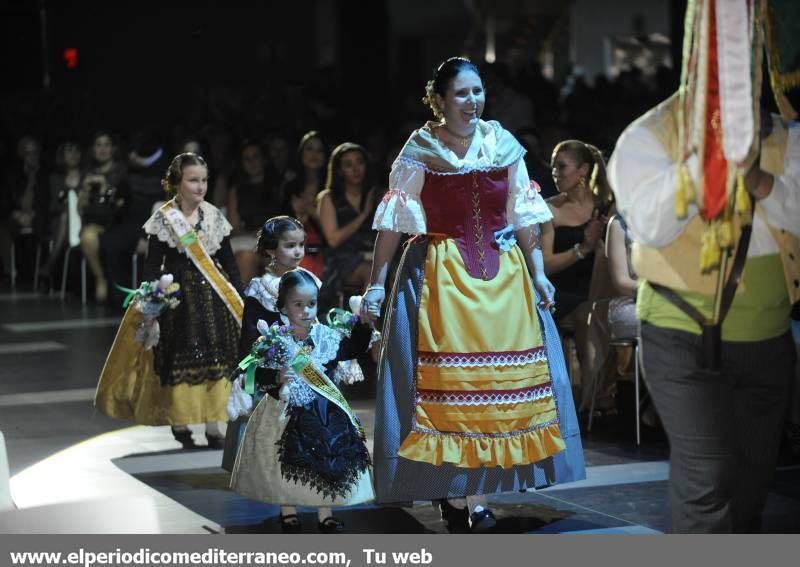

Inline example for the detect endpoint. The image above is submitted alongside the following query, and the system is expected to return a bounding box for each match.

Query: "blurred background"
[0,0,687,174]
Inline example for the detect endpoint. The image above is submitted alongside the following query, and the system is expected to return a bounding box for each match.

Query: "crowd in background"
[0,62,675,304]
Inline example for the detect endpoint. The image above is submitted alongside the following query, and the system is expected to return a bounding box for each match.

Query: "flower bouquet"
[252,319,299,370]
[119,274,181,350]
[232,320,315,417]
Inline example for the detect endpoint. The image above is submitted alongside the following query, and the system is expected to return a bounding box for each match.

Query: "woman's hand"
[82,174,108,191]
[744,162,774,201]
[581,210,607,252]
[533,273,556,311]
[361,285,385,328]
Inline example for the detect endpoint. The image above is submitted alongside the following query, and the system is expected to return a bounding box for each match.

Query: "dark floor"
[1,278,799,534]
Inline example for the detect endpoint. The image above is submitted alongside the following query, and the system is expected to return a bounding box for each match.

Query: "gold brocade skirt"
[397,237,565,468]
[94,307,230,426]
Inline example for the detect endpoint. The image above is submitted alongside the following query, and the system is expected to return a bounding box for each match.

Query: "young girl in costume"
[221,216,365,470]
[95,152,243,449]
[230,269,374,533]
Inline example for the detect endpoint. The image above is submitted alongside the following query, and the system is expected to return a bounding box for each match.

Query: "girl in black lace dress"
[95,153,243,449]
[230,269,373,533]
[317,143,377,311]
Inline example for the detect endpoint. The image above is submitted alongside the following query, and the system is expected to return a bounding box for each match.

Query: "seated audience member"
[541,139,614,414]
[227,140,283,283]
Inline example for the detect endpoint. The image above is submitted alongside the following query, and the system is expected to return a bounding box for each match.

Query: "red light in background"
[63,48,79,69]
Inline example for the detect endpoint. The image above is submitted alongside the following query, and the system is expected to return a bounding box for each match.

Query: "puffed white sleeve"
[506,158,552,229]
[607,123,699,247]
[758,123,800,238]
[372,158,427,234]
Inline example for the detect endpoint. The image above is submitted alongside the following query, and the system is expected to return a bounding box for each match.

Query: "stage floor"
[2,290,799,533]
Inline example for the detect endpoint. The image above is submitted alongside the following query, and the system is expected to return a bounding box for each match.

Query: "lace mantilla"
[309,323,345,367]
[143,200,232,255]
[397,119,526,175]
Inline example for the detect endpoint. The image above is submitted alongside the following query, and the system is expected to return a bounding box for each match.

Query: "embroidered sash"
[290,353,366,439]
[160,200,243,323]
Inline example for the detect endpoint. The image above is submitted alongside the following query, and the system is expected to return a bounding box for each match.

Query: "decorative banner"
[701,0,728,223]
[716,0,754,163]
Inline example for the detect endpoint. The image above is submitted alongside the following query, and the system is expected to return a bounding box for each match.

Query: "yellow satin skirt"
[95,307,230,426]
[397,237,565,468]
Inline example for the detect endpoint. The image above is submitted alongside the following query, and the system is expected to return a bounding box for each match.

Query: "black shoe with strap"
[317,516,345,534]
[434,499,469,529]
[468,507,497,532]
[280,514,302,533]
[171,428,196,449]
[205,433,225,450]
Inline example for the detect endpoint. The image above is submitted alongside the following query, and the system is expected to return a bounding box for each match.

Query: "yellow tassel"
[735,170,750,214]
[675,184,688,218]
[700,224,721,273]
[717,219,733,249]
[675,163,693,219]
[682,164,696,202]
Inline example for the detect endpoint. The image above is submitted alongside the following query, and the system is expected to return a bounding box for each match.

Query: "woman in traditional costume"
[95,152,243,449]
[362,57,585,531]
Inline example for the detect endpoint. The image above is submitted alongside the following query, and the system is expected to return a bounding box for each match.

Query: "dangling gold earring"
[579,177,587,189]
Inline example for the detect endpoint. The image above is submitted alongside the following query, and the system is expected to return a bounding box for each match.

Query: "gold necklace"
[452,133,472,148]
[438,126,473,149]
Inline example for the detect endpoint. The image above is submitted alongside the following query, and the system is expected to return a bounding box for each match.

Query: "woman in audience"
[605,214,637,339]
[317,142,377,311]
[282,131,328,278]
[227,140,282,283]
[77,131,128,302]
[541,139,614,415]
[604,213,659,428]
[45,140,83,278]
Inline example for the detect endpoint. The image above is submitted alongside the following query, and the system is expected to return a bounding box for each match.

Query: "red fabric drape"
[701,0,728,221]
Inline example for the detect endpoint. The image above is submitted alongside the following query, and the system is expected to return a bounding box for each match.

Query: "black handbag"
[82,184,118,226]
